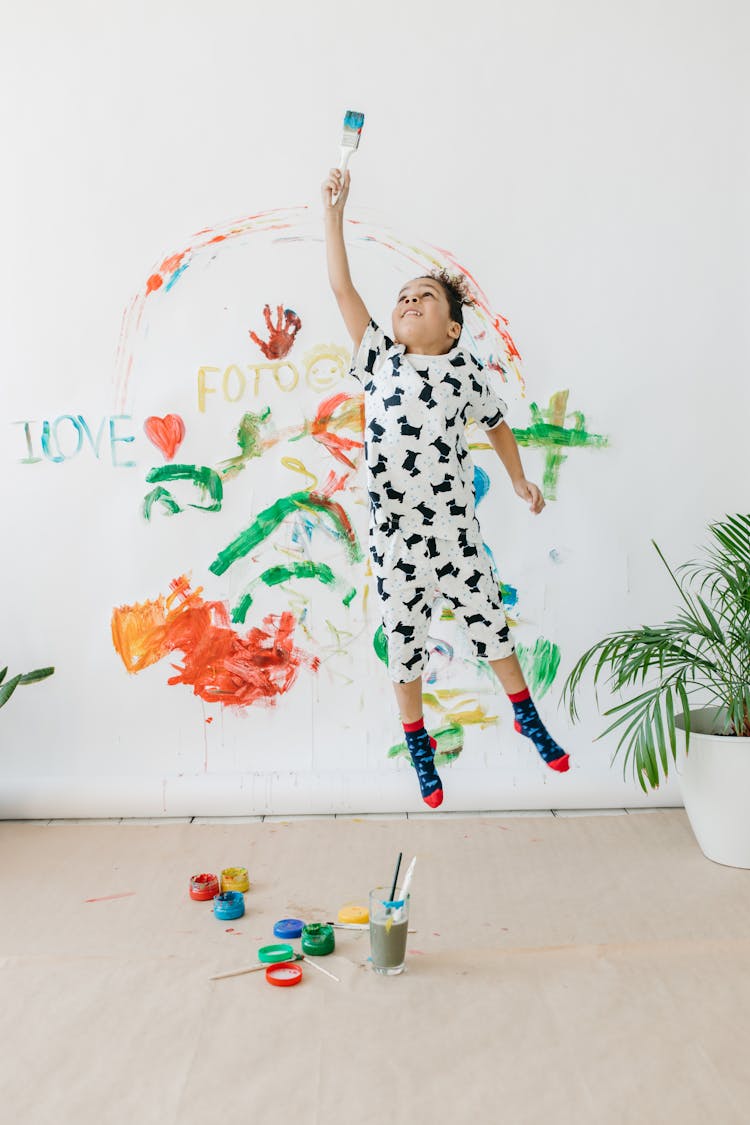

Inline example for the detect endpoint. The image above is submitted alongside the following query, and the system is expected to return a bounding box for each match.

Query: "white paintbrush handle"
[394,857,417,923]
[210,962,265,980]
[332,148,354,205]
[302,956,341,983]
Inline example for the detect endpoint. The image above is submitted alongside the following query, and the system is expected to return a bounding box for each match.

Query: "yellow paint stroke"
[446,706,498,728]
[423,690,498,729]
[248,360,299,396]
[275,544,309,561]
[323,620,355,657]
[302,343,352,393]
[281,456,318,490]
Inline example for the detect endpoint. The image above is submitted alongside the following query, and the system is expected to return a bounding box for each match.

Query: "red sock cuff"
[402,718,425,733]
[508,688,531,704]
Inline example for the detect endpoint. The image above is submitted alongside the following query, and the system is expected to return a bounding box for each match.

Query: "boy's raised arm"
[322,168,371,349]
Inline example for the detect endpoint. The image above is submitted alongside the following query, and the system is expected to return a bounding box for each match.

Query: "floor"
[3,809,749,1124]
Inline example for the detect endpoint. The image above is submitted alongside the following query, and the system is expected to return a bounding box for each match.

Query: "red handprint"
[249,304,302,359]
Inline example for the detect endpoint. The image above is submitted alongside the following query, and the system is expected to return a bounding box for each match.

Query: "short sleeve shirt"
[350,320,508,540]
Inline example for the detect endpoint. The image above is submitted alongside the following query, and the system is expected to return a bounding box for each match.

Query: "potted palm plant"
[563,514,750,868]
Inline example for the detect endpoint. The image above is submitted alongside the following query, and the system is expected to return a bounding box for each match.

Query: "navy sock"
[403,719,443,808]
[509,689,570,772]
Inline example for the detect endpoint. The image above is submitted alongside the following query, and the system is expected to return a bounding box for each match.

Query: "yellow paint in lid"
[337,903,369,925]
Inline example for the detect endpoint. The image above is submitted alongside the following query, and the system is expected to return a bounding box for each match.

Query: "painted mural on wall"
[13,205,608,762]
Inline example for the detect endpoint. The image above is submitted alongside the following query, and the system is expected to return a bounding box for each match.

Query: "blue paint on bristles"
[343,110,365,133]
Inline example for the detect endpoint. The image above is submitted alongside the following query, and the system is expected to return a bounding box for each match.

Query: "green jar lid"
[301,923,335,956]
[258,942,294,963]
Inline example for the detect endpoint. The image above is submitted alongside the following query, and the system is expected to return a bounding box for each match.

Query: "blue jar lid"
[273,917,304,940]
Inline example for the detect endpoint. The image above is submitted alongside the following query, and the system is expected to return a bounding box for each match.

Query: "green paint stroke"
[145,464,223,513]
[388,724,464,768]
[210,490,362,577]
[143,485,182,519]
[517,637,561,698]
[231,561,357,623]
[373,625,388,665]
[220,408,272,480]
[512,390,608,500]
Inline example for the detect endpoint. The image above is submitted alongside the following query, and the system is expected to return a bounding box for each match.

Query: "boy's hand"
[514,478,545,514]
[322,168,350,214]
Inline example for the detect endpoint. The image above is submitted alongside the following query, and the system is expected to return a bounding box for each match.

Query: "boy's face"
[391,277,461,355]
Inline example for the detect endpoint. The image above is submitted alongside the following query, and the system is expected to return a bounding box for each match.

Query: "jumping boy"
[322,166,570,808]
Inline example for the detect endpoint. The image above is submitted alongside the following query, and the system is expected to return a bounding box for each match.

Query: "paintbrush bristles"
[341,109,365,150]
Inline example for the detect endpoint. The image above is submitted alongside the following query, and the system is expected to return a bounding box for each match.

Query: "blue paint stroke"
[473,465,490,506]
[164,262,190,292]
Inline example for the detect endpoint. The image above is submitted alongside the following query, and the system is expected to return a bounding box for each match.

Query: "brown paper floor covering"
[2,811,750,1124]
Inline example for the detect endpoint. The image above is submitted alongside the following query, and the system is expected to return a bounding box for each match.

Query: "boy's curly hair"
[427,269,475,328]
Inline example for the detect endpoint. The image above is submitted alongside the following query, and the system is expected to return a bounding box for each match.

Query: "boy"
[322,166,570,808]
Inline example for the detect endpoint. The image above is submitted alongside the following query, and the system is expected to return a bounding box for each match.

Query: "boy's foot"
[403,720,443,808]
[509,690,570,773]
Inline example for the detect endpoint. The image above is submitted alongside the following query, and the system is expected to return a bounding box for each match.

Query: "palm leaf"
[18,667,55,684]
[0,675,22,709]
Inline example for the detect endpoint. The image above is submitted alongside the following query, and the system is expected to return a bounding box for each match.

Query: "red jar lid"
[265,962,303,987]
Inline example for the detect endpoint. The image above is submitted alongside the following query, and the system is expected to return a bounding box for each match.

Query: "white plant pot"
[676,707,750,868]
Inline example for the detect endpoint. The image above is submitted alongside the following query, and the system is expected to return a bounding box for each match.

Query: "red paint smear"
[146,274,163,294]
[144,414,186,460]
[112,576,319,706]
[205,716,214,724]
[309,392,364,469]
[84,892,137,903]
[249,304,301,360]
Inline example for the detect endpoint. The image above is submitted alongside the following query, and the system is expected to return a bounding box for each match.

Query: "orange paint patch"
[146,274,163,294]
[159,251,187,274]
[111,595,171,672]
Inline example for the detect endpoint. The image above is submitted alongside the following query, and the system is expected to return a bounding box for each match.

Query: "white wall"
[2,0,748,816]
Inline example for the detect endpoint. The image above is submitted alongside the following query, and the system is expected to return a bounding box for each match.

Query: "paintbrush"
[301,956,341,983]
[333,109,365,203]
[393,856,416,923]
[326,921,417,933]
[210,953,303,981]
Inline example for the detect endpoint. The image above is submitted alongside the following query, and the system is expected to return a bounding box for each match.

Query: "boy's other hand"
[322,168,350,214]
[514,478,545,514]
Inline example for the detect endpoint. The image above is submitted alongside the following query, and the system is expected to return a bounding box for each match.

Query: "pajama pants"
[369,519,515,683]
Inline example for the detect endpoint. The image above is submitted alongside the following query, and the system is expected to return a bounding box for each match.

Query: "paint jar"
[368,888,409,976]
[301,923,335,957]
[213,891,245,921]
[190,873,219,901]
[221,867,249,893]
[337,903,369,925]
